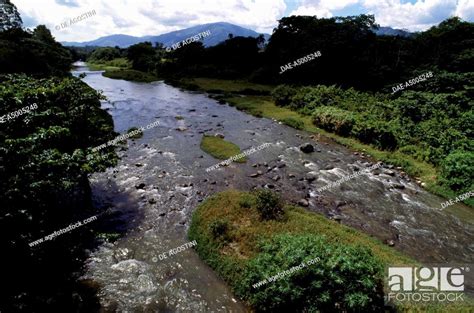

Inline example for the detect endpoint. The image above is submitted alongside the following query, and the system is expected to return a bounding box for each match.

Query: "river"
[72,63,473,312]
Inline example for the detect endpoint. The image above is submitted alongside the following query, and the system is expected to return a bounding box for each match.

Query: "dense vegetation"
[271,83,473,195]
[189,190,416,312]
[0,26,73,76]
[0,75,118,312]
[0,2,118,311]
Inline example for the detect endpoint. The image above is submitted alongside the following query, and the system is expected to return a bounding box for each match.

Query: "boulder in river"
[135,183,146,189]
[298,199,309,207]
[305,173,317,182]
[299,143,315,153]
[215,133,225,138]
[176,126,188,131]
[383,169,396,176]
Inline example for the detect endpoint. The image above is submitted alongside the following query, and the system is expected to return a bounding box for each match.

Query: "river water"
[72,63,473,312]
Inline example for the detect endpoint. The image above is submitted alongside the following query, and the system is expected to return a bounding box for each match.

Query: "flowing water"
[72,63,473,312]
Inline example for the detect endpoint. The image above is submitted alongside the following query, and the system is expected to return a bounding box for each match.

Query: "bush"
[440,151,474,191]
[290,85,343,111]
[254,189,284,220]
[313,106,355,136]
[351,117,398,150]
[209,219,230,242]
[240,234,384,312]
[271,85,297,106]
[280,117,304,130]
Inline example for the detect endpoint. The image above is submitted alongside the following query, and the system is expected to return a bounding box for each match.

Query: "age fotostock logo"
[387,266,468,303]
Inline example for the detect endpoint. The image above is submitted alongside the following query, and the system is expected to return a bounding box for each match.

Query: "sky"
[12,0,474,42]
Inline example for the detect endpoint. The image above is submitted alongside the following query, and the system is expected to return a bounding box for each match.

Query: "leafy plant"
[440,151,474,192]
[240,234,384,312]
[271,85,297,106]
[209,219,230,242]
[254,189,284,220]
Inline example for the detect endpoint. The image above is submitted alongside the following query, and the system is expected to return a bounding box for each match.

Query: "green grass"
[200,135,246,162]
[167,77,274,95]
[189,190,473,313]
[86,58,130,71]
[102,69,160,83]
[187,77,274,93]
[280,117,304,130]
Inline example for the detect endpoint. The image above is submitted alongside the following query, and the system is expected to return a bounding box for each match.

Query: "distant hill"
[62,34,142,48]
[62,22,270,48]
[373,26,412,37]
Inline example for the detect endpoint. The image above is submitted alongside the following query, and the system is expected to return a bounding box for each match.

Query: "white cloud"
[455,0,474,21]
[289,5,332,18]
[362,0,459,31]
[288,0,358,17]
[290,0,474,31]
[10,0,474,42]
[13,0,286,42]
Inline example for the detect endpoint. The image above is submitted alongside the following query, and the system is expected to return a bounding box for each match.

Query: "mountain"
[62,22,270,48]
[373,26,412,37]
[62,34,143,48]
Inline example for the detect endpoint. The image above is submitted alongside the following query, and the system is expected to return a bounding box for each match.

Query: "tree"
[0,0,22,32]
[32,25,56,45]
[126,42,156,71]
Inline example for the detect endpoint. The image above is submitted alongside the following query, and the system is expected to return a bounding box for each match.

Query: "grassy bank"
[176,77,473,209]
[86,59,160,82]
[102,69,160,83]
[189,190,471,312]
[86,58,130,71]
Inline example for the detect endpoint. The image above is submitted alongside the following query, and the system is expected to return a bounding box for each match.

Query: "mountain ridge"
[62,22,270,48]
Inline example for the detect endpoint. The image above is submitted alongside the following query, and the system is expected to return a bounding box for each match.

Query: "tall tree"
[0,0,22,32]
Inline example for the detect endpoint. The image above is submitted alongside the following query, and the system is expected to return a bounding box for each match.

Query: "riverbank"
[86,62,160,82]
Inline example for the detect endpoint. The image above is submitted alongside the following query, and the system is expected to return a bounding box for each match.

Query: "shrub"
[280,117,304,130]
[440,151,474,191]
[351,117,398,151]
[313,106,355,136]
[290,85,343,111]
[240,234,384,312]
[271,85,297,106]
[254,189,284,220]
[209,219,230,242]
